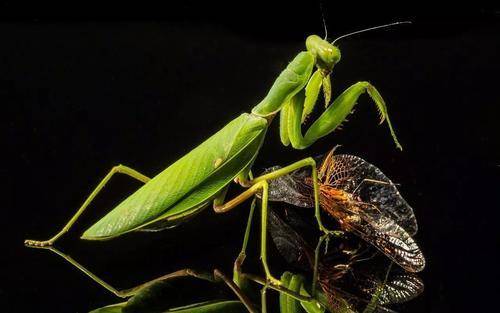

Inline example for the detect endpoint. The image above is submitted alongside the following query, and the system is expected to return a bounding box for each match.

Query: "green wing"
[82,113,267,240]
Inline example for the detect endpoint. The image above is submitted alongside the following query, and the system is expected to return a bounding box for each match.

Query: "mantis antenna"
[319,0,328,40]
[332,21,412,45]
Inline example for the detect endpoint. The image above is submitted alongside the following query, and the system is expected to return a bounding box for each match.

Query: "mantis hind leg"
[214,180,280,286]
[252,157,347,299]
[215,157,346,302]
[24,164,150,247]
[233,197,257,290]
[214,158,331,282]
[228,197,319,312]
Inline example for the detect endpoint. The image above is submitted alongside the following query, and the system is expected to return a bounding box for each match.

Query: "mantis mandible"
[25,25,405,292]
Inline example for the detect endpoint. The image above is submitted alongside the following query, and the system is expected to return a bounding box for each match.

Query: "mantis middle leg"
[227,196,324,312]
[213,157,338,285]
[25,164,150,247]
[232,197,257,289]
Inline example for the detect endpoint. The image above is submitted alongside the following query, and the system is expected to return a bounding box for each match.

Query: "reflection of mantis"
[34,245,321,313]
[25,24,406,302]
[31,245,257,312]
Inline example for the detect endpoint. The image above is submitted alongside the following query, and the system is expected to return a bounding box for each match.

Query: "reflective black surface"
[2,3,499,312]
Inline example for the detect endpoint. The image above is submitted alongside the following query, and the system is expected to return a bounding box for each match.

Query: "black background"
[2,2,499,312]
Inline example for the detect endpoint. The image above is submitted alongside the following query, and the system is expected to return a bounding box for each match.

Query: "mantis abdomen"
[82,113,268,240]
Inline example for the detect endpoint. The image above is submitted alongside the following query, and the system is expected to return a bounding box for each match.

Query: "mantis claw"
[24,239,54,248]
[266,275,282,287]
[233,252,246,273]
[327,230,345,237]
[318,226,344,237]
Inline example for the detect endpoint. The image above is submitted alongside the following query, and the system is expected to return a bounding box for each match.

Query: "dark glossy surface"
[2,3,499,312]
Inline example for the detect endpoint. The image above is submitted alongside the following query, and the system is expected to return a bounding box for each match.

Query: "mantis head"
[306,35,341,74]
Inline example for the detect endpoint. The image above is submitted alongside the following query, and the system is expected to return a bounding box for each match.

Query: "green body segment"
[251,52,315,116]
[280,272,324,313]
[302,69,324,122]
[82,113,268,239]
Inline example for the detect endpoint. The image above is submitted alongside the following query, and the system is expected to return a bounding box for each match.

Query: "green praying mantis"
[25,22,408,311]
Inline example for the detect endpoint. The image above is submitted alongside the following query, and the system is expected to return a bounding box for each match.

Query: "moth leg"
[352,178,394,195]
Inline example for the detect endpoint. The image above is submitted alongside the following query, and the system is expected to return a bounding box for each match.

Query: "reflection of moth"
[268,207,424,313]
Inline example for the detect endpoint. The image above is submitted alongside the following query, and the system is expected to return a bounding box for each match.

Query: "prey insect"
[265,147,425,273]
[25,25,407,300]
[268,207,424,313]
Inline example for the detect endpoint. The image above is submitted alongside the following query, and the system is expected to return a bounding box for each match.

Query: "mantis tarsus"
[25,26,406,308]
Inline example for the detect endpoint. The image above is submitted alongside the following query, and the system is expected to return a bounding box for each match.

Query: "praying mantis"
[24,23,408,309]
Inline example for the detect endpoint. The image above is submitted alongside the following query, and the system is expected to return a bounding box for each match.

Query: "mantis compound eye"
[306,34,341,73]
